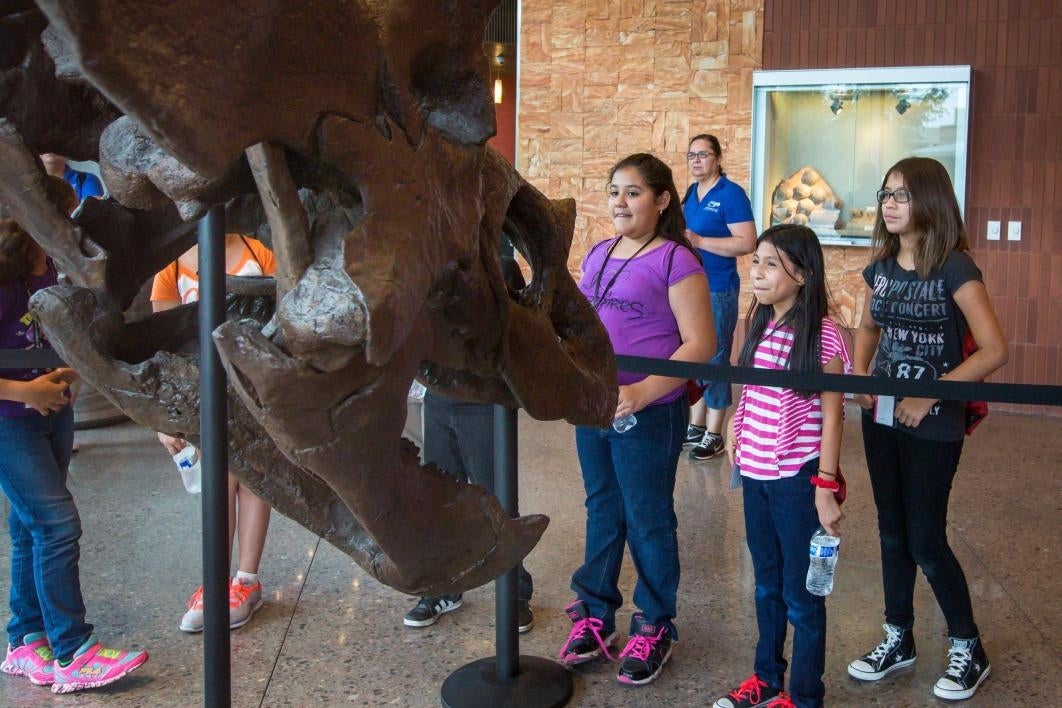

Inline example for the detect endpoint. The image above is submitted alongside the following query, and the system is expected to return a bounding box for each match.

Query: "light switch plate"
[1007,221,1021,241]
[987,221,1001,240]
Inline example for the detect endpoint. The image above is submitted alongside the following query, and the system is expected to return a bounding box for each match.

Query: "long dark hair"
[737,223,829,397]
[0,219,42,284]
[608,152,696,258]
[871,156,968,278]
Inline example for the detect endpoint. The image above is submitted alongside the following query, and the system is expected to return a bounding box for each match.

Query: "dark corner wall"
[763,0,1062,415]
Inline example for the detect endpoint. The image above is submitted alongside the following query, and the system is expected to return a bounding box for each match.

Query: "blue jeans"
[422,391,533,601]
[571,396,686,637]
[700,287,738,410]
[0,406,92,661]
[742,460,825,708]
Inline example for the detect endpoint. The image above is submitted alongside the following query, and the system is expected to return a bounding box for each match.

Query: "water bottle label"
[809,544,837,558]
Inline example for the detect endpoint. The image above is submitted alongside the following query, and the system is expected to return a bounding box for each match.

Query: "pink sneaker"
[51,636,148,694]
[1,631,55,685]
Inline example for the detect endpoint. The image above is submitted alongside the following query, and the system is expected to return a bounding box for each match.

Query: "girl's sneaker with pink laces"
[51,636,148,694]
[1,631,55,685]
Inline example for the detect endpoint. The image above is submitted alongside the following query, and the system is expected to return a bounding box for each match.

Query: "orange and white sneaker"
[51,636,148,694]
[179,585,205,633]
[1,631,55,685]
[228,577,263,630]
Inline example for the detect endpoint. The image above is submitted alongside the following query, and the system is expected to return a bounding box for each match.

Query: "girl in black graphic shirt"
[848,157,1007,702]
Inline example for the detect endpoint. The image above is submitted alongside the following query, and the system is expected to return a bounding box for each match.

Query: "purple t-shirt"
[579,237,703,405]
[0,261,59,418]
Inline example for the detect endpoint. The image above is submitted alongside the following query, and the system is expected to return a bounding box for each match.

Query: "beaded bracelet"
[810,475,841,492]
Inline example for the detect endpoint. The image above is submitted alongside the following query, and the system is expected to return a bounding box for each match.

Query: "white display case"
[750,66,971,246]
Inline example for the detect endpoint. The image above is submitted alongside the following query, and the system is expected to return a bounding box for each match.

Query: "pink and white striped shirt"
[733,317,852,480]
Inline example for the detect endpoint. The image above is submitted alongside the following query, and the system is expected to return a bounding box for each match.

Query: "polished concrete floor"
[0,405,1058,707]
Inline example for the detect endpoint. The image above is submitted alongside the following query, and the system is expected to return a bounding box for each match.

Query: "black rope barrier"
[616,355,1062,407]
[3,351,1059,407]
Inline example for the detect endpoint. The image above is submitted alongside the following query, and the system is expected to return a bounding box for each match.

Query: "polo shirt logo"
[704,200,721,211]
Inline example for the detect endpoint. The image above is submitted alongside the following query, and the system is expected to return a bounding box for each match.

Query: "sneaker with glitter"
[51,636,148,694]
[557,600,616,665]
[1,631,55,685]
[228,577,264,630]
[616,613,673,686]
[713,673,784,708]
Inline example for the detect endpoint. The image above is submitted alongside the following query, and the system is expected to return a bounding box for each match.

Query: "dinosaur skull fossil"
[0,0,616,595]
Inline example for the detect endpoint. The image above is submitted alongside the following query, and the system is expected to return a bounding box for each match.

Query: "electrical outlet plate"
[987,221,1001,240]
[1007,221,1021,240]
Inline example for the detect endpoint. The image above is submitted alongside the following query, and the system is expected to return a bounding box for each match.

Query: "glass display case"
[750,66,971,246]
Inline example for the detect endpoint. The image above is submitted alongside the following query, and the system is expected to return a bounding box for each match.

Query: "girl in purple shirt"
[558,154,714,686]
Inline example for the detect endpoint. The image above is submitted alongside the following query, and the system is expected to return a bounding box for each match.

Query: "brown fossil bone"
[5,0,616,595]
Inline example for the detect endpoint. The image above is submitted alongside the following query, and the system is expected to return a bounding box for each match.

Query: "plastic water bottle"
[173,445,202,494]
[806,526,840,596]
[612,414,637,433]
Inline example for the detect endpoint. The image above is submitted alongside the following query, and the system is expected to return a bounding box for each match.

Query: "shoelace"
[186,586,204,610]
[765,693,796,708]
[866,624,902,661]
[730,674,768,701]
[943,645,973,679]
[229,581,258,609]
[559,617,614,661]
[619,633,659,662]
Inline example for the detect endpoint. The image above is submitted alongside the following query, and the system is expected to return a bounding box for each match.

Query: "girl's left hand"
[615,383,652,420]
[894,396,937,428]
[815,488,843,536]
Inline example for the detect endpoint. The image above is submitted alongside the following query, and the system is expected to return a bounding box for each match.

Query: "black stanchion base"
[440,655,572,708]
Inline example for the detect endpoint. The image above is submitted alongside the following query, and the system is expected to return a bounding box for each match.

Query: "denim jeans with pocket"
[0,406,93,661]
[742,459,826,708]
[571,396,686,637]
[422,391,533,601]
[861,415,977,638]
[699,287,738,410]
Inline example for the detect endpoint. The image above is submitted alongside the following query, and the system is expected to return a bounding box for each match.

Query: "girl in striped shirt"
[713,224,850,708]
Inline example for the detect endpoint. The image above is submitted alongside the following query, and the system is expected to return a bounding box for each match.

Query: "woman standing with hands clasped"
[681,134,757,462]
[847,157,1007,702]
[557,153,714,686]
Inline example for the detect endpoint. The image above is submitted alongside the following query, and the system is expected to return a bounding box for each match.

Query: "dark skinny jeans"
[861,415,978,639]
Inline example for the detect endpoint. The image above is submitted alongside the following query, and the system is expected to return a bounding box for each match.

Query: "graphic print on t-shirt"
[591,268,644,318]
[869,272,951,384]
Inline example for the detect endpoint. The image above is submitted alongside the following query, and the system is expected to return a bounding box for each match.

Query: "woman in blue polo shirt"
[681,134,756,461]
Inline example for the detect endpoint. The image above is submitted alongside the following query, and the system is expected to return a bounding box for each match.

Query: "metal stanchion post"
[198,206,231,707]
[439,405,573,708]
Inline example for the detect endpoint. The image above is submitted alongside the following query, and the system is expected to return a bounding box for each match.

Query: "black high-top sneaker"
[933,635,991,700]
[847,623,916,680]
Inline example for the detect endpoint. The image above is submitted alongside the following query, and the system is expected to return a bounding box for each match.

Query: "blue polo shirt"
[63,166,104,203]
[683,174,754,292]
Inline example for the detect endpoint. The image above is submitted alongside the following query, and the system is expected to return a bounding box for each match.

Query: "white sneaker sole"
[847,655,916,681]
[616,642,673,686]
[229,597,264,630]
[933,664,991,701]
[403,600,463,628]
[560,631,618,665]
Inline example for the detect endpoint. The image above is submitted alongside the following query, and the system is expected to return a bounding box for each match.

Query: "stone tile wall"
[519,0,764,281]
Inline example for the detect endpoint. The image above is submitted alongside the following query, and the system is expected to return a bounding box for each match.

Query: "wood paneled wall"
[764,0,1062,415]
